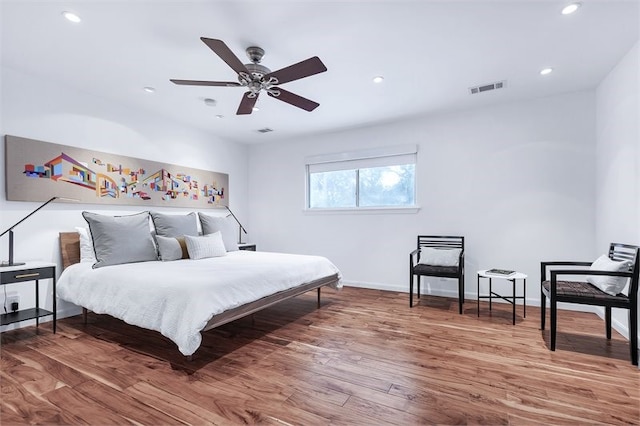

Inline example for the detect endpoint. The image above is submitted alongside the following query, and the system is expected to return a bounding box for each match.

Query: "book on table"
[486,268,516,276]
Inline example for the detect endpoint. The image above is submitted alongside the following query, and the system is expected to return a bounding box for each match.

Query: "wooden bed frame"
[59,232,339,356]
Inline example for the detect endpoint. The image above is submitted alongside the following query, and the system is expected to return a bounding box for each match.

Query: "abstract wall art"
[4,135,229,208]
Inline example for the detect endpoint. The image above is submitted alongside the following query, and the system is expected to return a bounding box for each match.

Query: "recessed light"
[252,107,260,112]
[540,68,553,76]
[561,3,581,15]
[143,86,155,93]
[215,114,224,119]
[373,76,384,83]
[62,11,81,23]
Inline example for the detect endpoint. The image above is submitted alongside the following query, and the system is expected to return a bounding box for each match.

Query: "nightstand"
[238,243,256,251]
[0,262,56,333]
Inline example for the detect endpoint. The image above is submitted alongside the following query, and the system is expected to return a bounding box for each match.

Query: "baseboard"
[342,280,406,293]
[1,284,633,344]
[343,280,633,341]
[588,306,630,340]
[342,280,596,308]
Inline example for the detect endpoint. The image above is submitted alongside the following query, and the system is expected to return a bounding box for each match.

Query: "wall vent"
[469,80,506,95]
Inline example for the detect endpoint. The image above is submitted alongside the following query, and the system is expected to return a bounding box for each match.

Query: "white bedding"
[57,251,342,356]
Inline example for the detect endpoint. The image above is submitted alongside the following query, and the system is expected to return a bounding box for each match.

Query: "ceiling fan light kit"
[171,38,327,115]
[561,3,581,15]
[61,11,81,23]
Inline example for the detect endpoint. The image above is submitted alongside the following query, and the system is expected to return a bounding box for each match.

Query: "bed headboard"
[60,232,80,270]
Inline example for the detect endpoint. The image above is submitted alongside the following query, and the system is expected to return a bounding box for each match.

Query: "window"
[306,145,417,210]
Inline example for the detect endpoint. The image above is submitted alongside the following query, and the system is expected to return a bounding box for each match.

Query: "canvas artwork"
[4,135,229,208]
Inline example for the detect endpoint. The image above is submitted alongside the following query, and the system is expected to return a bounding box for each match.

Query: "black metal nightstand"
[238,243,256,251]
[0,262,56,333]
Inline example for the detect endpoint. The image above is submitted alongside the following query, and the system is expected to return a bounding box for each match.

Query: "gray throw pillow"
[156,235,189,261]
[82,211,158,268]
[198,213,239,251]
[150,211,198,238]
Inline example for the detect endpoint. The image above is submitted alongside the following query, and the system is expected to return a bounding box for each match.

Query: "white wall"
[0,66,249,329]
[595,41,640,340]
[248,91,597,307]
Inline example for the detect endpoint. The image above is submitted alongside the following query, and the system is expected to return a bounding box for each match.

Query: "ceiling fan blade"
[264,56,327,85]
[237,91,258,115]
[267,88,319,112]
[200,38,250,76]
[170,79,241,87]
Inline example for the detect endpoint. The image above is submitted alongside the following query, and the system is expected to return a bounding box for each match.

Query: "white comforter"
[57,251,342,356]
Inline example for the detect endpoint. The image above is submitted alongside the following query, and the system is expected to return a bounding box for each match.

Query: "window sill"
[303,206,421,215]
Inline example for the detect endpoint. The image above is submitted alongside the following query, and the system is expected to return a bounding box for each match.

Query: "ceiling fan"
[170,38,327,115]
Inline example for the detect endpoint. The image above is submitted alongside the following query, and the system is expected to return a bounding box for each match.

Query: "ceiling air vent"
[469,80,506,95]
[257,127,273,133]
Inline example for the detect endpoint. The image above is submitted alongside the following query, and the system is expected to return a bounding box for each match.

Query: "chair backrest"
[417,235,464,251]
[610,243,640,299]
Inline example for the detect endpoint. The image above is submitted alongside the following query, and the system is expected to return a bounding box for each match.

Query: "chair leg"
[550,295,557,351]
[605,307,612,339]
[458,275,463,314]
[630,305,638,366]
[417,276,421,299]
[409,273,414,307]
[540,289,546,330]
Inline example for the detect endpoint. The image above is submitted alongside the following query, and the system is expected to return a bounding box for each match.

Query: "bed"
[57,232,342,357]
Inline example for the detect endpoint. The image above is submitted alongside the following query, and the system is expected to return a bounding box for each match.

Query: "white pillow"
[418,248,462,267]
[75,226,96,263]
[587,254,632,296]
[184,232,227,260]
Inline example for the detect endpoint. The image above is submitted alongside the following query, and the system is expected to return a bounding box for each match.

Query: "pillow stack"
[150,212,198,261]
[198,213,239,252]
[80,210,241,267]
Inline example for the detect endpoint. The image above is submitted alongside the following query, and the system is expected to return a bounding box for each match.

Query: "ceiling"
[2,1,639,145]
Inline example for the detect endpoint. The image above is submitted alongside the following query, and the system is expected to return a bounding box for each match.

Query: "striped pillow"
[184,232,227,260]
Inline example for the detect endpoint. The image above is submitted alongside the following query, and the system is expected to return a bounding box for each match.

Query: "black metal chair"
[409,235,465,313]
[540,243,639,365]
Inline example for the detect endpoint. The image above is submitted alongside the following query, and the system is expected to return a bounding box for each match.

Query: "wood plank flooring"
[1,287,638,425]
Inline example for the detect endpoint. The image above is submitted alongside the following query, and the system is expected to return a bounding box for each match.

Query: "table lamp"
[224,205,248,244]
[0,196,78,267]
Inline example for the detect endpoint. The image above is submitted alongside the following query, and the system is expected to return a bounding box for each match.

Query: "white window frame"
[304,145,420,214]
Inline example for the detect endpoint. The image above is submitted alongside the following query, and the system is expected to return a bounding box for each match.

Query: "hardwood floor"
[1,287,638,425]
